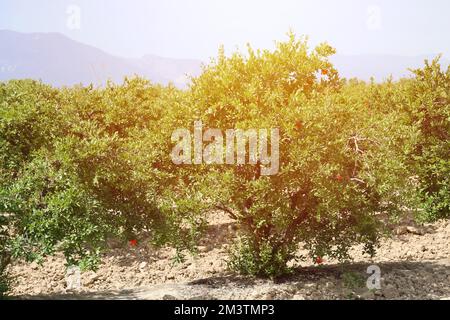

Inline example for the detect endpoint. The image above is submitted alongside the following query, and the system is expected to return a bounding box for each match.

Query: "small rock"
[292,294,306,300]
[165,274,175,280]
[84,274,100,286]
[139,262,148,269]
[163,294,178,300]
[395,226,408,235]
[197,246,208,253]
[406,226,424,235]
[374,290,383,297]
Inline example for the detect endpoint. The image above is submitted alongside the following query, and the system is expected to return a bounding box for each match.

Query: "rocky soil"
[6,212,450,300]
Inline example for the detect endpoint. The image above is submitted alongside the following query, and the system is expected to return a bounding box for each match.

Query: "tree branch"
[215,204,239,220]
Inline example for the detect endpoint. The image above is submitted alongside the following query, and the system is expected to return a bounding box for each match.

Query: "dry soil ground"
[6,212,450,300]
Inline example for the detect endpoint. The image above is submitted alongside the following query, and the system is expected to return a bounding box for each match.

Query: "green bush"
[0,80,62,173]
[361,58,450,222]
[406,58,449,221]
[189,34,418,276]
[0,78,207,271]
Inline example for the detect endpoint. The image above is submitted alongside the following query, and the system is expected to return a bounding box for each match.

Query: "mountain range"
[0,30,448,88]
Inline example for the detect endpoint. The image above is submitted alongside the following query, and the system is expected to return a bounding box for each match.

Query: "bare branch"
[350,177,366,185]
[215,204,239,220]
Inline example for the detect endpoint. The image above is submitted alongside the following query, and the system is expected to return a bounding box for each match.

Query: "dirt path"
[7,213,450,300]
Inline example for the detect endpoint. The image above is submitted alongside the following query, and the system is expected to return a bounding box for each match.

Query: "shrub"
[57,79,210,254]
[0,80,110,268]
[188,33,417,277]
[0,78,208,270]
[405,58,449,221]
[0,80,62,173]
[0,80,62,295]
[343,59,449,222]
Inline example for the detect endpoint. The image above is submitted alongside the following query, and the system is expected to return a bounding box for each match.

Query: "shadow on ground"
[13,259,450,300]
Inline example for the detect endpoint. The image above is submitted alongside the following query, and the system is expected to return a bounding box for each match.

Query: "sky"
[0,0,449,60]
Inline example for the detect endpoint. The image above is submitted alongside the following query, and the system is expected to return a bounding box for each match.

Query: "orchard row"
[0,35,448,292]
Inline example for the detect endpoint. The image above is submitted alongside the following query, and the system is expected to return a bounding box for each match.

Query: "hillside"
[0,30,202,88]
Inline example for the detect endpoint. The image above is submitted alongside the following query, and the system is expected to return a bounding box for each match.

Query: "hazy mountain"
[0,30,448,88]
[331,54,449,81]
[0,30,202,88]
